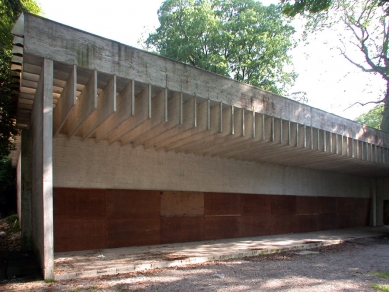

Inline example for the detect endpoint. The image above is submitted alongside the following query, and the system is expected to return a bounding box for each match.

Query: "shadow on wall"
[384,200,389,225]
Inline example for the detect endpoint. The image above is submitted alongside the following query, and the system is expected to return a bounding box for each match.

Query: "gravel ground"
[1,235,389,291]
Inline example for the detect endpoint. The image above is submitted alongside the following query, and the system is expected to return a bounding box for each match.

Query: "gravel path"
[2,235,389,291]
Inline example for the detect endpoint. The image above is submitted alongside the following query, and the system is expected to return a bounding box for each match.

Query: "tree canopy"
[281,0,389,133]
[0,0,41,158]
[146,0,297,95]
[355,104,384,130]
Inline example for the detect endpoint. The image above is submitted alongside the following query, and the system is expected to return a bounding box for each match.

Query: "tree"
[0,0,41,158]
[282,0,389,132]
[146,0,297,95]
[355,104,384,129]
[0,0,41,217]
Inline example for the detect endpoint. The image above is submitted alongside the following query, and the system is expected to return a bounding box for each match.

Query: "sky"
[35,0,385,121]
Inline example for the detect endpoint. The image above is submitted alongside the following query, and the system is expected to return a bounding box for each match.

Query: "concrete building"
[10,13,389,279]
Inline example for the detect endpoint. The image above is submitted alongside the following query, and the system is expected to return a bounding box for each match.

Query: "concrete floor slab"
[54,226,389,280]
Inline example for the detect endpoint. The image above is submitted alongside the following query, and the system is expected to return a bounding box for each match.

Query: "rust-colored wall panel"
[317,197,337,214]
[337,213,355,229]
[161,217,204,243]
[241,194,271,216]
[239,215,272,237]
[54,219,106,252]
[271,214,298,235]
[204,216,240,240]
[296,196,318,215]
[106,189,160,219]
[55,236,107,252]
[54,188,106,219]
[106,218,161,248]
[297,214,319,233]
[318,213,338,230]
[161,191,204,217]
[205,193,241,216]
[271,195,296,215]
[336,197,357,213]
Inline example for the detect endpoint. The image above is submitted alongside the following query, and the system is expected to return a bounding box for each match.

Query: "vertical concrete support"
[30,59,54,280]
[20,129,33,250]
[370,178,377,227]
[376,177,389,226]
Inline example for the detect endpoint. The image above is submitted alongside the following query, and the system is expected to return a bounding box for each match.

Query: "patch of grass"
[44,279,56,283]
[371,271,389,279]
[372,283,389,292]
[4,214,20,233]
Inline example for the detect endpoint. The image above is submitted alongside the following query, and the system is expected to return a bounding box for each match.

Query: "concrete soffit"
[9,13,389,177]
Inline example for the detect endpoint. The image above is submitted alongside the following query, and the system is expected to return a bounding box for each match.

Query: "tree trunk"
[380,81,389,133]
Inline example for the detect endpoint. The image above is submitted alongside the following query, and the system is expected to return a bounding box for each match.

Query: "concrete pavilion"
[10,13,389,279]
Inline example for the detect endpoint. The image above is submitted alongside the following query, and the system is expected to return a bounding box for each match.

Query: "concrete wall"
[376,177,389,225]
[29,59,54,279]
[53,135,370,198]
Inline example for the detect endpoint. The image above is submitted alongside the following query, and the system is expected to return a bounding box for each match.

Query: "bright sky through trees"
[36,0,385,121]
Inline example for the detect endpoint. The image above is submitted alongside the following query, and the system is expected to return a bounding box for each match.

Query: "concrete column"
[20,128,33,250]
[31,59,54,280]
[370,178,377,227]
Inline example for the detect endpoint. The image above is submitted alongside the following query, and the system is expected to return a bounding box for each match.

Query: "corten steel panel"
[239,215,272,237]
[336,197,358,213]
[105,189,160,219]
[54,236,107,252]
[204,193,241,216]
[241,194,271,216]
[317,197,337,214]
[106,218,161,248]
[54,219,106,252]
[271,195,296,215]
[54,188,106,219]
[161,217,204,243]
[318,213,338,230]
[337,213,355,229]
[271,214,298,235]
[296,196,318,215]
[161,191,204,217]
[297,214,319,233]
[204,216,240,240]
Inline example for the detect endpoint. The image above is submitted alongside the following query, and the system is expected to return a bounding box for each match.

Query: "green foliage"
[372,283,389,292]
[371,271,389,279]
[0,157,16,218]
[355,104,384,130]
[282,0,332,17]
[0,0,41,158]
[146,0,297,95]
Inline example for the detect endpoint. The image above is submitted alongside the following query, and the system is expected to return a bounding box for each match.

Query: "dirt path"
[1,235,388,291]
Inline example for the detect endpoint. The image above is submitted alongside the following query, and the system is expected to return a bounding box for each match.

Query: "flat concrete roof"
[10,13,389,177]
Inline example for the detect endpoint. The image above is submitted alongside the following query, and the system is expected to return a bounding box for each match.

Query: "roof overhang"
[10,13,389,177]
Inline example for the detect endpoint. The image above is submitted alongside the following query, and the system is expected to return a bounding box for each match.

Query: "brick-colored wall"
[54,188,370,252]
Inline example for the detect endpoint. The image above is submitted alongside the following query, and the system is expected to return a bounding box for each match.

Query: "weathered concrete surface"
[53,135,371,198]
[20,13,389,146]
[30,59,54,279]
[53,226,389,280]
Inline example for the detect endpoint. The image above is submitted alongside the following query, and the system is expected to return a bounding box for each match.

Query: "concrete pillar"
[370,178,377,227]
[30,59,54,280]
[20,128,33,250]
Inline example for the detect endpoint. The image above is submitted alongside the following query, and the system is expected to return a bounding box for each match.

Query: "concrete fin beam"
[62,70,97,138]
[142,94,191,149]
[120,88,168,146]
[53,65,77,137]
[132,92,181,147]
[107,84,150,144]
[153,96,198,150]
[95,79,134,142]
[81,75,116,141]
